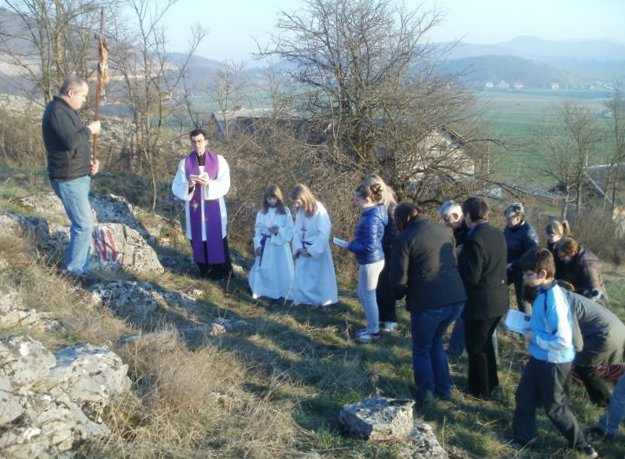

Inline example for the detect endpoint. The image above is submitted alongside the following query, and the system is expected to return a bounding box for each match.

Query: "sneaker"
[382,321,398,332]
[576,443,599,458]
[356,331,381,343]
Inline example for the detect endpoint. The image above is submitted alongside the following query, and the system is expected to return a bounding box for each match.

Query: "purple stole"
[184,150,226,264]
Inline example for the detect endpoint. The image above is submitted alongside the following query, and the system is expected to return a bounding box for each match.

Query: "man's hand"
[90,158,100,175]
[88,120,101,136]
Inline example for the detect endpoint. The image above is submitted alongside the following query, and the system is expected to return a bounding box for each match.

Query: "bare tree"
[110,0,205,211]
[261,0,485,201]
[0,0,112,103]
[604,82,625,206]
[539,101,601,217]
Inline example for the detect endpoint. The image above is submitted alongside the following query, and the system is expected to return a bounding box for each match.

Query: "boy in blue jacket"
[512,248,597,458]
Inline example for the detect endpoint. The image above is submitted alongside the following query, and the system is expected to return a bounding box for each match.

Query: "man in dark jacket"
[42,76,101,276]
[458,197,509,398]
[390,202,467,404]
[439,200,469,356]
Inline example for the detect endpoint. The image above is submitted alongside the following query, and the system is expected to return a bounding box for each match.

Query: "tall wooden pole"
[92,8,107,160]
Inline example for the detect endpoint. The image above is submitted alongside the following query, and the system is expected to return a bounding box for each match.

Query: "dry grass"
[3,165,625,458]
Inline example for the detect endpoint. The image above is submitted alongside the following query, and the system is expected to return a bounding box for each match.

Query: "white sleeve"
[205,155,230,200]
[172,158,193,201]
[271,208,295,246]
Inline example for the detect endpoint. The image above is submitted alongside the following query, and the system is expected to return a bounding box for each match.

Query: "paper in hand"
[504,309,531,334]
[332,237,348,248]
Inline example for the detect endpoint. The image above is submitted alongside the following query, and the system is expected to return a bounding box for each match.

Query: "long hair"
[290,183,318,217]
[556,237,580,257]
[362,173,397,208]
[394,201,421,231]
[261,184,287,215]
[546,219,571,238]
[354,182,384,204]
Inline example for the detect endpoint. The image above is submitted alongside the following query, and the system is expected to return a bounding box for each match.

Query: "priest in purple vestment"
[172,128,233,283]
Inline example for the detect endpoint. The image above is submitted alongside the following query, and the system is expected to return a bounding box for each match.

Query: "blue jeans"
[358,260,384,334]
[51,176,94,274]
[447,306,465,356]
[599,372,625,435]
[410,302,463,402]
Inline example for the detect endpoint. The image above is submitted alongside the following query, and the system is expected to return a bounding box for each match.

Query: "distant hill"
[439,37,625,90]
[447,36,625,61]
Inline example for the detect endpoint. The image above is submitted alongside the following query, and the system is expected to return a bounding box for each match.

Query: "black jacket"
[458,222,509,319]
[504,220,539,272]
[42,96,93,180]
[561,247,607,299]
[389,216,467,312]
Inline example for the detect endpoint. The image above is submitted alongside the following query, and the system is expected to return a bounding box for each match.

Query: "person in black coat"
[503,203,539,313]
[557,237,608,303]
[439,200,469,357]
[390,202,467,404]
[458,197,510,398]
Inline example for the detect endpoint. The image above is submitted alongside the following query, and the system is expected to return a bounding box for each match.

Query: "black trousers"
[509,273,531,313]
[194,237,233,281]
[464,316,501,397]
[376,260,396,322]
[513,357,587,449]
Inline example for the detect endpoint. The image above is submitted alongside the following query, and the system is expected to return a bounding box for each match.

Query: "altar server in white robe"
[290,184,338,307]
[249,184,295,302]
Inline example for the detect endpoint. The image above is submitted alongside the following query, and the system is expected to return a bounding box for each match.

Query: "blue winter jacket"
[528,282,576,364]
[347,204,387,265]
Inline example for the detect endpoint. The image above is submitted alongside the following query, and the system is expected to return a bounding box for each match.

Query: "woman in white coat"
[249,185,295,303]
[289,184,338,307]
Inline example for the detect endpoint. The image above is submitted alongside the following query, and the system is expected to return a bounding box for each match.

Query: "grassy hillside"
[476,90,612,183]
[2,166,625,458]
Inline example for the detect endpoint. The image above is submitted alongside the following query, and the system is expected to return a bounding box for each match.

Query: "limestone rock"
[49,344,131,406]
[89,280,199,323]
[90,223,164,274]
[0,290,60,331]
[0,336,131,457]
[0,374,22,425]
[339,397,415,441]
[408,423,448,458]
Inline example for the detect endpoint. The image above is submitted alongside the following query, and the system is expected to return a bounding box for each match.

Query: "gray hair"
[59,76,87,96]
[439,200,462,218]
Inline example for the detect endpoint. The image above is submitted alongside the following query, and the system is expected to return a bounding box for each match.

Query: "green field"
[476,89,613,183]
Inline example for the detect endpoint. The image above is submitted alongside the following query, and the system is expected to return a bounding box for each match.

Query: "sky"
[163,0,625,61]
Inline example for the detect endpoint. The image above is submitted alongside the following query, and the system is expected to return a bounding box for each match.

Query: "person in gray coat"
[559,282,624,406]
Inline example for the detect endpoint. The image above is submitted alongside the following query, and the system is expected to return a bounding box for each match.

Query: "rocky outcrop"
[339,397,448,458]
[0,211,164,275]
[339,397,415,441]
[0,336,130,458]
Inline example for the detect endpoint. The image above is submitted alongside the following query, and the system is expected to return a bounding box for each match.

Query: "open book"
[504,309,531,334]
